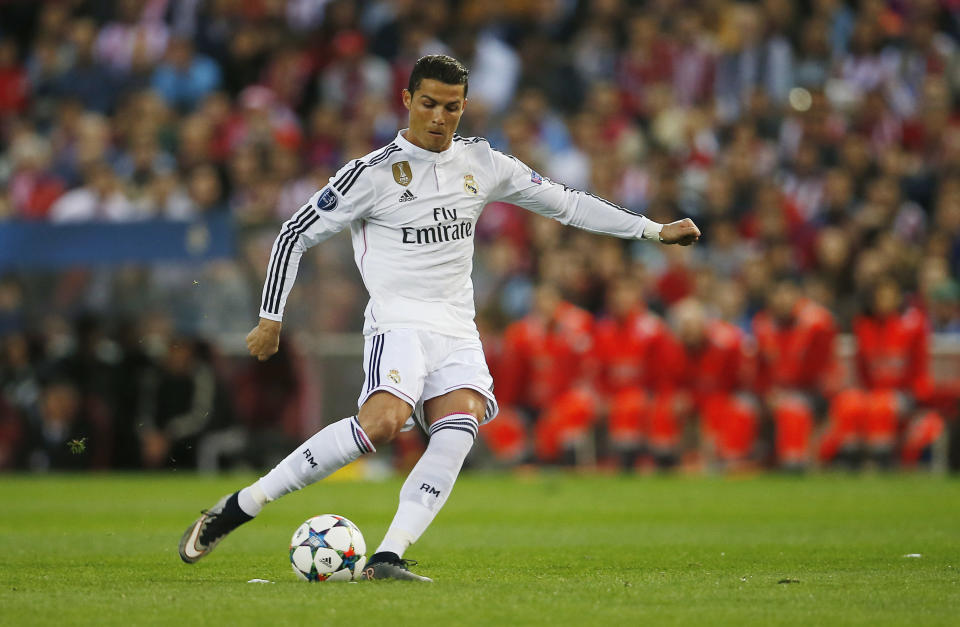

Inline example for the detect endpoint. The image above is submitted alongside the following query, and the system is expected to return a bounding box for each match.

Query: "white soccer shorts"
[357,328,499,432]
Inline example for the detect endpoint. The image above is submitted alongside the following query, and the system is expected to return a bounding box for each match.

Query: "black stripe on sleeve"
[334,144,399,196]
[339,145,400,196]
[262,206,317,312]
[267,212,321,314]
[331,143,393,189]
[582,190,647,218]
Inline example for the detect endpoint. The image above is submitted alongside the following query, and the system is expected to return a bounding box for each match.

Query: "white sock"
[237,416,375,516]
[375,413,478,557]
[237,482,267,517]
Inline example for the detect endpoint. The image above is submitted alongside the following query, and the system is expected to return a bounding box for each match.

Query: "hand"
[246,318,282,361]
[659,218,701,246]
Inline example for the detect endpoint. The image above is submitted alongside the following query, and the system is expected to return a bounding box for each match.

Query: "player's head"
[402,55,469,153]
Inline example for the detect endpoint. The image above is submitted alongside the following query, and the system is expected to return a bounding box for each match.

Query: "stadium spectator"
[151,36,222,112]
[136,337,229,469]
[93,0,169,75]
[0,38,28,117]
[21,377,110,471]
[7,129,66,220]
[54,18,119,115]
[49,161,140,222]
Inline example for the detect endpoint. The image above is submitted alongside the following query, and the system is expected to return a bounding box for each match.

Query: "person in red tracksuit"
[657,299,758,469]
[752,279,840,469]
[593,277,671,469]
[499,283,596,463]
[822,279,945,467]
[476,311,528,464]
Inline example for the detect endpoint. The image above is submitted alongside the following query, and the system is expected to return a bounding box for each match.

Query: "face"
[402,78,467,152]
[533,284,561,321]
[675,302,706,347]
[608,280,639,318]
[874,281,901,316]
[770,282,800,321]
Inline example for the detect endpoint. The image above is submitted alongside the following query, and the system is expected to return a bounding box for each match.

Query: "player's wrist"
[641,220,664,241]
[258,316,282,331]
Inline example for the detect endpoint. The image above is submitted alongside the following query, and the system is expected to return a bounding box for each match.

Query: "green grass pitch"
[1,473,958,625]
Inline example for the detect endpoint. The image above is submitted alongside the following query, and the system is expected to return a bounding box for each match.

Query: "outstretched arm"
[249,159,375,360]
[488,149,700,245]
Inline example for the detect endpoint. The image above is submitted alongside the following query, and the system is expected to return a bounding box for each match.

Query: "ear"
[461,97,468,115]
[402,89,412,111]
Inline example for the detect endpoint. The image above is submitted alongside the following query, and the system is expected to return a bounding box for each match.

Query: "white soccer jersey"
[259,130,662,338]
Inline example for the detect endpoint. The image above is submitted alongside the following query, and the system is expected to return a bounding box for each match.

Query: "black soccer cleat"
[178,492,253,564]
[360,552,433,582]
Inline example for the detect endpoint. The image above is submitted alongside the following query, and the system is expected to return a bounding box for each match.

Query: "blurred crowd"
[2,0,960,471]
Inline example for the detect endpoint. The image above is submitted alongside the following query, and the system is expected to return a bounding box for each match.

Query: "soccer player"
[178,55,700,580]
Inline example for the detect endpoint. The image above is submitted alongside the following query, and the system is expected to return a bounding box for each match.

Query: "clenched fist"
[246,318,282,361]
[659,218,701,246]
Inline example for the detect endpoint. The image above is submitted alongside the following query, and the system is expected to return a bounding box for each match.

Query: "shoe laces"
[397,558,418,570]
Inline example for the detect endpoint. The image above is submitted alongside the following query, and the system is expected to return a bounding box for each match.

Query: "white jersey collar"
[395,129,460,163]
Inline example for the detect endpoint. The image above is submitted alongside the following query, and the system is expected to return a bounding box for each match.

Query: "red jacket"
[752,300,839,396]
[854,307,933,401]
[499,302,594,409]
[592,308,669,395]
[658,320,749,402]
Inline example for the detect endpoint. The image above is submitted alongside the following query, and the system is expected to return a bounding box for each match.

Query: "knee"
[357,394,413,445]
[359,411,408,445]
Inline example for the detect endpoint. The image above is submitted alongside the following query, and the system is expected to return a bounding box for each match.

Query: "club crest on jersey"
[463,174,478,195]
[530,170,543,185]
[317,188,338,211]
[392,161,413,186]
[388,369,401,383]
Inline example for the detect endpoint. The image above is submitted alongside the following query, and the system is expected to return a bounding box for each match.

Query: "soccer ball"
[289,514,367,582]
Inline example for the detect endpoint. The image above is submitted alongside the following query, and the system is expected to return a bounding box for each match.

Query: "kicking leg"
[362,388,484,582]
[179,392,411,563]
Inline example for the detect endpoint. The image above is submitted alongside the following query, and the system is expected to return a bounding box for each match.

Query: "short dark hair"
[407,55,469,97]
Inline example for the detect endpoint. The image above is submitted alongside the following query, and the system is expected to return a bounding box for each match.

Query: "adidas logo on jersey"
[399,189,416,203]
